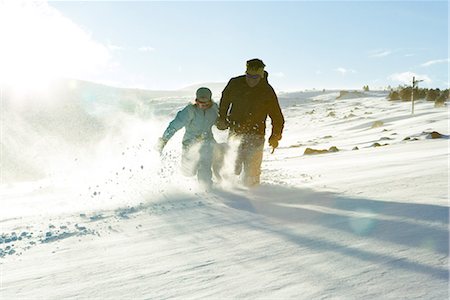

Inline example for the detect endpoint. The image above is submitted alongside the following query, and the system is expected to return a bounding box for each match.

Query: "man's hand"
[155,137,167,154]
[216,118,229,130]
[268,135,280,149]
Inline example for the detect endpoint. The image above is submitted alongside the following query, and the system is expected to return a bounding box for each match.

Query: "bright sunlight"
[0,1,111,91]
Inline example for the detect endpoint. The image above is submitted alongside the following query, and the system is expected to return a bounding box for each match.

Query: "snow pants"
[230,133,265,186]
[181,139,214,187]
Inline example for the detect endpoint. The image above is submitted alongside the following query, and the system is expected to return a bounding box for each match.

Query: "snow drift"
[1,80,448,299]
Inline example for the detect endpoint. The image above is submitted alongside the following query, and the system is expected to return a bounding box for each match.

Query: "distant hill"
[178,82,227,96]
[73,79,227,98]
[74,79,194,98]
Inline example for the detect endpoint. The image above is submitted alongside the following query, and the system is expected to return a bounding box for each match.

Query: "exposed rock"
[371,121,384,128]
[289,144,303,148]
[371,142,388,147]
[429,131,442,139]
[328,146,340,152]
[352,146,359,150]
[426,131,449,139]
[304,146,339,155]
[304,148,328,155]
[344,113,356,119]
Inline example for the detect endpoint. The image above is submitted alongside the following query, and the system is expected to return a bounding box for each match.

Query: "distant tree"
[388,90,400,100]
[399,86,425,101]
[435,90,449,107]
[399,87,412,101]
[418,88,427,99]
[363,85,369,92]
[426,89,440,101]
[435,94,446,107]
[387,87,447,103]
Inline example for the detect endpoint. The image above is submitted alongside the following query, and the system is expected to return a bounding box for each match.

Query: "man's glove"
[155,137,167,154]
[268,135,280,149]
[216,118,229,130]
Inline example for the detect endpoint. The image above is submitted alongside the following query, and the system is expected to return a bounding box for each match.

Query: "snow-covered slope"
[1,83,448,299]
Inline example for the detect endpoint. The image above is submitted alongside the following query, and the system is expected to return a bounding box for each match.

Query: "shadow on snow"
[212,184,449,280]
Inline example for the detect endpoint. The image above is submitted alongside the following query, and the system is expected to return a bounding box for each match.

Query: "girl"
[157,87,218,188]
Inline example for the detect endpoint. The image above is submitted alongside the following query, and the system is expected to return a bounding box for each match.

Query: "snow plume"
[1,79,194,217]
[216,135,242,188]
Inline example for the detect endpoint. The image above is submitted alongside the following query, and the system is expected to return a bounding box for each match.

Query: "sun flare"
[0,1,111,91]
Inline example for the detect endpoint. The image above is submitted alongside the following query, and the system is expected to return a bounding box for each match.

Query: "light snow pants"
[230,133,265,186]
[181,140,214,186]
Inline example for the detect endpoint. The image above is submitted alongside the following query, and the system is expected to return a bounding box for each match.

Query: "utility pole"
[411,76,424,115]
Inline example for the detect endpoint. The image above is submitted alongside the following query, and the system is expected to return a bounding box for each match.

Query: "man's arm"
[216,79,233,130]
[268,89,285,146]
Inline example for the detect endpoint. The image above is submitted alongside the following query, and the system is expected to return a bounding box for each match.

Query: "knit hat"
[196,87,212,102]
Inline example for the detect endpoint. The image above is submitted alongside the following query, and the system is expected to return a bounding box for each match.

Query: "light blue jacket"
[162,102,219,146]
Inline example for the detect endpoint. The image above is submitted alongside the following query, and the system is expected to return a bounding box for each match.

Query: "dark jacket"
[218,71,284,139]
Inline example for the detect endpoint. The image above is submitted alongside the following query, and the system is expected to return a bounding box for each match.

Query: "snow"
[1,81,448,299]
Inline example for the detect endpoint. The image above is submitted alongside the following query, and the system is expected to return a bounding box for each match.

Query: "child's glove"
[155,137,167,154]
[216,118,229,130]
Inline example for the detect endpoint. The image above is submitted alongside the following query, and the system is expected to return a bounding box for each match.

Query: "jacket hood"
[263,70,269,82]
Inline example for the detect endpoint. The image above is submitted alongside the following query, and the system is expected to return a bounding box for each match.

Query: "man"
[157,87,218,188]
[216,58,284,186]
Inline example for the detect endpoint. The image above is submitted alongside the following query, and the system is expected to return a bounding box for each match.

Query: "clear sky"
[1,0,448,91]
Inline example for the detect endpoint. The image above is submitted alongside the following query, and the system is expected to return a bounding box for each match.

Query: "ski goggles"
[245,73,261,79]
[245,67,264,79]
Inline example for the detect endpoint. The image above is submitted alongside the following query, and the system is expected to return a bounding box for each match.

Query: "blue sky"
[1,1,448,91]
